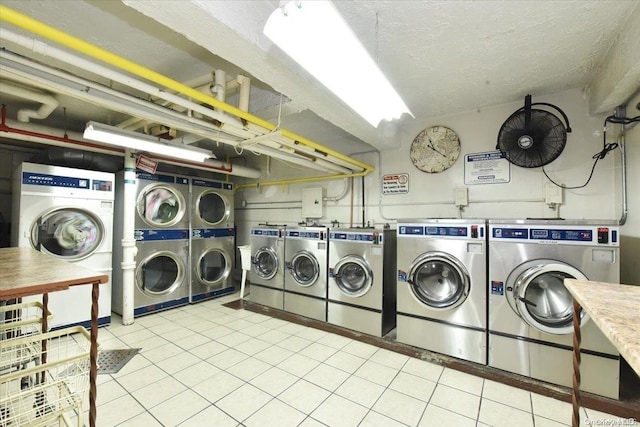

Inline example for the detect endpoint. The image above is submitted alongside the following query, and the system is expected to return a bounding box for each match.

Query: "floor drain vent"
[97,349,140,374]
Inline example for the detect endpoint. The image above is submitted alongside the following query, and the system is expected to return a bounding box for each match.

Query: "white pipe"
[121,151,137,325]
[237,74,251,112]
[0,80,58,122]
[212,69,226,113]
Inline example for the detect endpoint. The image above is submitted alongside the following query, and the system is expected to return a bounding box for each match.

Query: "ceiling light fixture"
[83,121,212,162]
[264,0,413,128]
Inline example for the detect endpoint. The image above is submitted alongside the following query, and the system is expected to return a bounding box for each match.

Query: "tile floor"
[82,293,624,427]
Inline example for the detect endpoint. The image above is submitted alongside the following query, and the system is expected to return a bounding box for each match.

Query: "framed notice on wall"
[464,151,510,185]
[382,173,409,195]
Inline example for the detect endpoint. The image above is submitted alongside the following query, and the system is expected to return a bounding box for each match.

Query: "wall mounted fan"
[496,94,571,168]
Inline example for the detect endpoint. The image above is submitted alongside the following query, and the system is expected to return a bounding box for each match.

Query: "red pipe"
[0,105,233,173]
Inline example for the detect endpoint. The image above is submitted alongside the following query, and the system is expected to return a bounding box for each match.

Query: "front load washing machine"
[134,172,190,231]
[191,178,234,229]
[190,227,235,303]
[283,227,328,321]
[249,226,286,310]
[396,219,487,364]
[488,219,620,399]
[327,228,396,337]
[12,162,114,328]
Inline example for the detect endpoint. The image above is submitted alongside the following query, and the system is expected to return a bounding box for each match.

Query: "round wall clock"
[410,126,461,173]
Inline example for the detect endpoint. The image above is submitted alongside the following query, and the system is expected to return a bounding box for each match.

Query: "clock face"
[410,126,461,173]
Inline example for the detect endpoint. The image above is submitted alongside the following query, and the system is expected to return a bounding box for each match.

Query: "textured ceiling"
[1,0,639,157]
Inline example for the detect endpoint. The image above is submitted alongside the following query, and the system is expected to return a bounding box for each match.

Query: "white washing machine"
[396,220,487,364]
[190,227,235,303]
[112,171,191,316]
[191,177,234,229]
[283,227,328,321]
[488,219,620,399]
[249,226,286,310]
[327,228,396,337]
[11,162,114,328]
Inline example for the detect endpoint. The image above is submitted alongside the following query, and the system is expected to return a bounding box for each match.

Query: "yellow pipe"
[0,5,374,176]
[236,170,369,189]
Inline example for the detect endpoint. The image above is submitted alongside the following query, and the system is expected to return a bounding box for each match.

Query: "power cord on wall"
[543,113,640,189]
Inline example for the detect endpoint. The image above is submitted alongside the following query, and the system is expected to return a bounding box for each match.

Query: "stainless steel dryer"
[283,226,328,321]
[396,219,487,364]
[135,172,190,231]
[488,219,620,399]
[249,226,286,310]
[190,227,235,303]
[327,228,396,337]
[191,178,234,228]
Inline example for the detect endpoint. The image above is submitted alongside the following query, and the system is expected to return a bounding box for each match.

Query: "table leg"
[571,299,582,427]
[41,293,48,384]
[89,281,99,427]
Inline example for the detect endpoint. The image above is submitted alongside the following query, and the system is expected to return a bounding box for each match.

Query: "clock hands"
[427,138,447,157]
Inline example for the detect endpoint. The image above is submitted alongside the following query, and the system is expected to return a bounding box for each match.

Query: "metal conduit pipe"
[0,6,374,176]
[0,80,59,122]
[120,152,137,325]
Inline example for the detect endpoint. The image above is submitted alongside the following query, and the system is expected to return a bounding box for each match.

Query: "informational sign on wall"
[464,151,510,185]
[382,173,409,195]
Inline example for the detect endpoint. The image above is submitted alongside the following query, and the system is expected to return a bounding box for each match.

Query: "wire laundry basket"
[0,326,91,427]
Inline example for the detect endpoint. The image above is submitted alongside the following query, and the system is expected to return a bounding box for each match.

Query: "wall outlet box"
[302,187,323,218]
[545,183,563,204]
[454,187,469,206]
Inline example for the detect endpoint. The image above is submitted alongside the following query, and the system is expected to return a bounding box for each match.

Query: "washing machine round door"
[196,191,230,226]
[332,255,373,297]
[197,249,231,286]
[408,252,470,310]
[137,184,186,227]
[254,247,279,280]
[30,207,105,261]
[289,251,319,287]
[136,251,186,296]
[509,260,589,335]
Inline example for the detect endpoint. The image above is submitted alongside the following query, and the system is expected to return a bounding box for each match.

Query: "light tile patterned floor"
[80,293,622,426]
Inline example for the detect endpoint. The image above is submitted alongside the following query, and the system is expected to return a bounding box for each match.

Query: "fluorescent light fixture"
[264,0,413,127]
[83,121,212,162]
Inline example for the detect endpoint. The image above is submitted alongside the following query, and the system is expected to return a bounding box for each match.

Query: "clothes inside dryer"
[31,208,103,259]
[137,185,185,227]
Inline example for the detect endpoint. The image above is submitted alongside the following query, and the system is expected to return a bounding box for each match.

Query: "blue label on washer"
[329,232,374,242]
[192,228,235,238]
[192,179,233,190]
[424,226,468,237]
[491,281,504,295]
[397,270,407,282]
[287,231,323,239]
[398,226,424,236]
[493,228,528,239]
[23,172,90,189]
[252,229,279,237]
[529,228,592,242]
[91,179,113,191]
[136,172,175,183]
[135,229,189,241]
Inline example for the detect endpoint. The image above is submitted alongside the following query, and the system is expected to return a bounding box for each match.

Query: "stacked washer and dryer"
[396,219,487,364]
[12,162,115,328]
[488,219,621,399]
[112,171,190,317]
[190,178,235,303]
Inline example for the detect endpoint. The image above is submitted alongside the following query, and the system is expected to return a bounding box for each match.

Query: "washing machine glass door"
[196,191,230,226]
[137,184,186,227]
[136,251,185,295]
[197,249,231,286]
[511,261,588,335]
[408,251,470,310]
[333,255,373,297]
[30,207,104,261]
[289,251,319,287]
[254,247,278,280]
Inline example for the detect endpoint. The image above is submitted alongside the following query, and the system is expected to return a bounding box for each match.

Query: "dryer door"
[253,247,279,280]
[408,251,470,310]
[195,191,230,226]
[509,260,588,335]
[332,255,373,297]
[136,251,186,296]
[137,184,186,227]
[196,248,231,286]
[288,251,319,287]
[30,207,104,261]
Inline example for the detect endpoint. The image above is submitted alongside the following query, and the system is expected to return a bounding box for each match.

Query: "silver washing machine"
[327,228,396,337]
[249,226,286,310]
[283,227,328,321]
[397,220,487,364]
[135,172,190,231]
[488,219,620,399]
[12,162,114,328]
[191,178,234,229]
[190,227,235,303]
